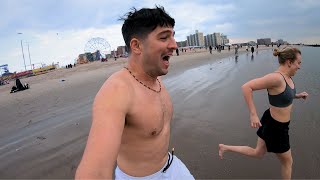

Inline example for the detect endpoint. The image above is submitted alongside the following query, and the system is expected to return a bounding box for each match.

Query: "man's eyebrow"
[158,30,174,36]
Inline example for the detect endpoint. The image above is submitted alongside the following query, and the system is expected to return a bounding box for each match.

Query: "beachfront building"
[277,39,284,44]
[177,40,187,47]
[111,50,117,57]
[187,30,205,47]
[213,33,222,46]
[78,54,88,64]
[77,51,99,64]
[257,38,271,45]
[247,41,257,46]
[204,34,216,47]
[275,39,288,45]
[176,40,186,47]
[204,33,230,47]
[186,30,229,47]
[221,34,229,45]
[117,46,127,56]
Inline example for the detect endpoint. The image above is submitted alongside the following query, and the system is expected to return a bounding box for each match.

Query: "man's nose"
[168,38,177,50]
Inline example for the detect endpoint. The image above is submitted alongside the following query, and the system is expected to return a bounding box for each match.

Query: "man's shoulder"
[94,69,133,108]
[101,69,132,93]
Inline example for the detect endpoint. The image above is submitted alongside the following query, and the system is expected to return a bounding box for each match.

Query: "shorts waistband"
[115,152,174,179]
[265,109,290,126]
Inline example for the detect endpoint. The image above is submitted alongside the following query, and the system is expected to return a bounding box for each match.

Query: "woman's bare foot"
[219,144,226,159]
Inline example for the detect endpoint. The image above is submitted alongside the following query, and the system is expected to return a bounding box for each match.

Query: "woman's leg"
[219,137,267,159]
[276,150,293,180]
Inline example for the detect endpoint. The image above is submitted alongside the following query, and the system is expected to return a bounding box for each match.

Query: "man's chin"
[161,69,169,75]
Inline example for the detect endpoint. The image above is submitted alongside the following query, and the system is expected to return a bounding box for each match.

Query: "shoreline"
[0,46,273,98]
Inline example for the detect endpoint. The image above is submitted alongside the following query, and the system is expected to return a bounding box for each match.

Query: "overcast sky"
[1,0,319,72]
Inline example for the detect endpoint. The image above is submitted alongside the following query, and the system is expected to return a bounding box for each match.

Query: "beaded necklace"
[124,67,161,93]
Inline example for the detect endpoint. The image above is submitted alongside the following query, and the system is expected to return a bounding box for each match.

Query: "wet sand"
[167,46,320,179]
[1,46,319,179]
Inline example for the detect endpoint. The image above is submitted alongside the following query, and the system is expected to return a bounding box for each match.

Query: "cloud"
[1,24,125,72]
[212,23,233,34]
[166,2,235,40]
[293,0,320,9]
[1,0,320,72]
[0,0,134,33]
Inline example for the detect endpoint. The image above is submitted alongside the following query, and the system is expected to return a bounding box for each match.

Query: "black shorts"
[257,109,290,153]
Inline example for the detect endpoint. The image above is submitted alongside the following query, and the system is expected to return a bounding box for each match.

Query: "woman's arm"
[241,73,282,128]
[295,92,309,99]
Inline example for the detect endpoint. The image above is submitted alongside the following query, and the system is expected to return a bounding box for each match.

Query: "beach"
[1,45,319,179]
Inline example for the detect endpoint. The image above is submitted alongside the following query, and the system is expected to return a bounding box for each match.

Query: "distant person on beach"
[10,78,29,93]
[251,46,255,55]
[235,45,239,55]
[176,48,179,56]
[219,47,308,179]
[246,45,248,52]
[209,45,213,54]
[75,6,194,180]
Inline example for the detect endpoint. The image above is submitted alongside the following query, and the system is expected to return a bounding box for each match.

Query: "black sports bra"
[268,72,296,107]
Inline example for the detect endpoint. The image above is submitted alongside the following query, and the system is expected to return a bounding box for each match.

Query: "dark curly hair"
[120,5,175,53]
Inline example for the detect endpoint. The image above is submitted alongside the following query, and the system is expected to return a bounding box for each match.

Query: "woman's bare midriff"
[269,104,293,122]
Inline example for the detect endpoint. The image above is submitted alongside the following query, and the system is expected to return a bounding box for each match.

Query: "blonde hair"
[273,46,301,64]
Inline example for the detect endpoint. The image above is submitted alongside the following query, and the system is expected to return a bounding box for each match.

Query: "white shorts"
[115,153,194,180]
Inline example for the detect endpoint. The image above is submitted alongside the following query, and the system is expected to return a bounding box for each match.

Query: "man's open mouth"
[163,55,170,61]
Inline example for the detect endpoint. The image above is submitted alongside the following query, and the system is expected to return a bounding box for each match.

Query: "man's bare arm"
[75,77,131,179]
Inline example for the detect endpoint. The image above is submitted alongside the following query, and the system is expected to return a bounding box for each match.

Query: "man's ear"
[130,38,142,55]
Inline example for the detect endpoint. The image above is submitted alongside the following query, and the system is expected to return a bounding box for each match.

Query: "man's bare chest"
[126,90,173,137]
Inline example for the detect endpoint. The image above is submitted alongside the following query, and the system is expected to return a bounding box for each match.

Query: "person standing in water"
[219,47,308,179]
[235,45,239,56]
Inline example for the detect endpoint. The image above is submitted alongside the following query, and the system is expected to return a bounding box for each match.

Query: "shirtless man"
[75,6,194,179]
